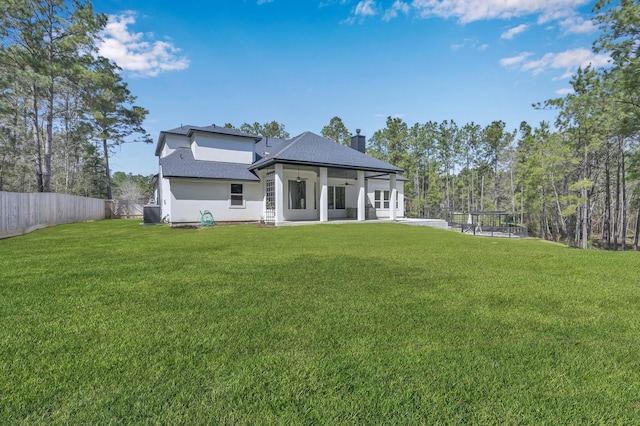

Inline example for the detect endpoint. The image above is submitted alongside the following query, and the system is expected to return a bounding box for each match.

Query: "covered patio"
[258,163,401,225]
[248,132,404,226]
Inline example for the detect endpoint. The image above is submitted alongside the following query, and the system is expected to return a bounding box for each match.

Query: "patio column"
[275,163,284,224]
[357,170,365,221]
[319,167,328,222]
[390,173,397,221]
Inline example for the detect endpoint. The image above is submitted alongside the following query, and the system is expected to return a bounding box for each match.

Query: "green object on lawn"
[200,210,214,226]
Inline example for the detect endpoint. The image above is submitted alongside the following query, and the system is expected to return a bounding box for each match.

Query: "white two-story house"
[155,124,405,225]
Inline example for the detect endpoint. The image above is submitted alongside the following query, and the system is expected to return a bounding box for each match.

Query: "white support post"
[357,170,365,221]
[319,167,328,222]
[275,163,284,224]
[390,173,397,221]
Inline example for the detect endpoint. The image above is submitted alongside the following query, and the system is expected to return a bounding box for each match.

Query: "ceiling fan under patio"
[343,172,352,186]
[296,168,307,182]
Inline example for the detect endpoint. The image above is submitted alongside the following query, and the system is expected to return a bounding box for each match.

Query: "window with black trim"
[288,180,306,209]
[328,186,345,210]
[328,186,334,210]
[230,183,244,207]
[374,190,390,208]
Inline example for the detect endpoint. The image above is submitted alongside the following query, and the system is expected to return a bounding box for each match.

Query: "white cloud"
[536,7,575,24]
[450,37,488,52]
[560,16,596,34]
[340,16,356,24]
[501,24,529,40]
[410,0,590,23]
[355,0,377,16]
[502,48,610,76]
[383,0,410,21]
[553,48,609,69]
[98,12,190,78]
[556,88,574,95]
[345,0,593,29]
[500,52,532,67]
[257,0,274,4]
[320,0,350,6]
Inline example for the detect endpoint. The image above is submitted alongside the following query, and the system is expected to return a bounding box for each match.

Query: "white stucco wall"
[367,179,405,218]
[161,134,190,158]
[158,167,172,222]
[191,133,254,164]
[169,178,263,223]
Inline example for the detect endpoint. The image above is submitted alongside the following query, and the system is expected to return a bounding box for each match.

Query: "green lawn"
[1,220,639,424]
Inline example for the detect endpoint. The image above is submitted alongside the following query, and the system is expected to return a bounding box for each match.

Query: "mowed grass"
[1,221,639,424]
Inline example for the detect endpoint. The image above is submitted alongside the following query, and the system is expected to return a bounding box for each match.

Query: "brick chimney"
[351,129,365,153]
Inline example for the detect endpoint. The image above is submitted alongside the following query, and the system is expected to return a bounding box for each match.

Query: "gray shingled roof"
[155,124,261,156]
[249,132,403,173]
[160,148,259,181]
[254,136,288,162]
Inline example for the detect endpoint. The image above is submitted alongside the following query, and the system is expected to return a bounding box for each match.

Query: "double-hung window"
[374,190,390,208]
[230,183,244,207]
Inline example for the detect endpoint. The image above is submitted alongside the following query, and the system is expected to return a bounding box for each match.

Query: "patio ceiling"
[277,165,361,180]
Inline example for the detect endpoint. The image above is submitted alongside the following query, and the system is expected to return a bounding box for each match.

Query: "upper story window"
[230,183,244,207]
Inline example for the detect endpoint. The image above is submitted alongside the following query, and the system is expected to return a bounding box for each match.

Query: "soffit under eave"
[249,159,402,175]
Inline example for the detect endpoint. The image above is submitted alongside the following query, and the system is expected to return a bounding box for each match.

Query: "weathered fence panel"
[115,200,145,218]
[104,199,146,219]
[0,191,106,239]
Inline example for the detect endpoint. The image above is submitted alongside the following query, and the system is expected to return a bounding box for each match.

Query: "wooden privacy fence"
[105,199,146,219]
[0,191,106,239]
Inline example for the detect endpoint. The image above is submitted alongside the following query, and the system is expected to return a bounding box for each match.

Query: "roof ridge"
[190,125,260,140]
[264,132,307,159]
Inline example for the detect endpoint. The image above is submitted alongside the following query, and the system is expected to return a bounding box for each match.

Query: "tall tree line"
[366,116,517,220]
[0,0,148,198]
[318,1,640,250]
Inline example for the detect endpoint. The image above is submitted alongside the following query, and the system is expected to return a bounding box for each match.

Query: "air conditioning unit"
[143,205,161,224]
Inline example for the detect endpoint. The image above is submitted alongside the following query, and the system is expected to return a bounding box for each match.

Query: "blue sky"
[91,0,609,176]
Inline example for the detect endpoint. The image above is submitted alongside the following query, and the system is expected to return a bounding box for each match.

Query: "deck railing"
[455,222,528,238]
